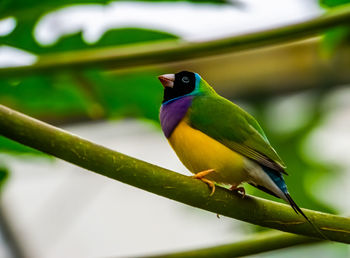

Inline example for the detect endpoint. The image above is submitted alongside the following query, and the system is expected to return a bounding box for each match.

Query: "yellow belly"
[168,119,247,185]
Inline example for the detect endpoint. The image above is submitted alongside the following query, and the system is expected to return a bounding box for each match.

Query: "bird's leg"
[230,184,246,198]
[192,169,216,196]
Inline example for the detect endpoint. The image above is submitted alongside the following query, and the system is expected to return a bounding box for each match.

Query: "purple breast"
[159,96,193,138]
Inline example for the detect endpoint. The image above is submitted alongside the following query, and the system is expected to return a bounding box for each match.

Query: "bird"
[158,71,322,233]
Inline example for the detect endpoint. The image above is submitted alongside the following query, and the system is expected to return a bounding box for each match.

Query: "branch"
[0,104,350,243]
[146,231,320,258]
[1,4,350,78]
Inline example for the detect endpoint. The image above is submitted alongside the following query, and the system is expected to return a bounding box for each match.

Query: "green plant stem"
[146,231,320,258]
[1,4,350,78]
[0,104,350,243]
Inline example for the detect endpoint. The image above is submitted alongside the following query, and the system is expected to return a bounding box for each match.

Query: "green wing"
[188,95,287,174]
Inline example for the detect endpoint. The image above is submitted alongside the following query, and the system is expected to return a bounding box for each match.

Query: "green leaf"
[97,27,178,48]
[0,0,230,19]
[0,75,92,119]
[0,0,109,17]
[84,70,162,121]
[1,23,179,53]
[320,0,350,8]
[321,25,350,56]
[0,136,43,155]
[319,0,350,55]
[0,166,9,191]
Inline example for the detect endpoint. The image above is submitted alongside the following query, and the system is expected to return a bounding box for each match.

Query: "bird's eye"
[182,76,190,84]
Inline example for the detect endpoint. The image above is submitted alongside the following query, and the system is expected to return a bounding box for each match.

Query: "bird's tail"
[285,193,328,240]
[260,165,329,240]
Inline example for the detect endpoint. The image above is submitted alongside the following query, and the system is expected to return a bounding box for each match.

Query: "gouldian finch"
[158,71,311,222]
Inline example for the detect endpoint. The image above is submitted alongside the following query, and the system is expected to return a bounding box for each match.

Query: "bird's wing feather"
[188,95,287,174]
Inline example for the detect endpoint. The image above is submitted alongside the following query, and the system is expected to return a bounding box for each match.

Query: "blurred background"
[0,0,350,257]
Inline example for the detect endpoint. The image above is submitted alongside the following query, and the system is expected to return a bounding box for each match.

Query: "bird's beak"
[158,74,175,88]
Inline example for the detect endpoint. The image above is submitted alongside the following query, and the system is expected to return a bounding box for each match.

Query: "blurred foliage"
[320,0,350,55]
[0,0,230,18]
[246,91,336,213]
[320,0,350,7]
[0,26,177,126]
[1,26,179,53]
[0,167,9,191]
[0,19,177,154]
[0,137,42,155]
[84,70,162,120]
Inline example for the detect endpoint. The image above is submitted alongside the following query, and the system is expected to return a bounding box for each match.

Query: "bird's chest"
[168,119,247,184]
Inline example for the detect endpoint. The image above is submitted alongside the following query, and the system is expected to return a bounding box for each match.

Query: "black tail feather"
[249,183,280,198]
[285,193,328,240]
[285,193,307,219]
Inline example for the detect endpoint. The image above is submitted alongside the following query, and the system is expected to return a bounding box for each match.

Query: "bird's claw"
[201,178,216,196]
[230,186,246,198]
[192,169,216,196]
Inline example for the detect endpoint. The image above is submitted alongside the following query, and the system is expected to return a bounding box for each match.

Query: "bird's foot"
[230,185,246,198]
[192,168,215,179]
[192,169,216,196]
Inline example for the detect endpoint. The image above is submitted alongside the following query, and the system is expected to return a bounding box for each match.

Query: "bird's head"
[158,71,214,104]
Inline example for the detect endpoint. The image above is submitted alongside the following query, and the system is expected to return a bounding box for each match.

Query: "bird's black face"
[159,71,196,103]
